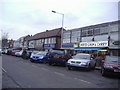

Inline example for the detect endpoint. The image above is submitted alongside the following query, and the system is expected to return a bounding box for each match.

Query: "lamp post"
[52,10,64,49]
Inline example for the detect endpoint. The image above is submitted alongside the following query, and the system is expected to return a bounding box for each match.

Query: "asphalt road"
[2,54,119,88]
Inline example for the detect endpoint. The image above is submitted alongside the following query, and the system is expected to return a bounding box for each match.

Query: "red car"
[11,50,21,56]
[101,56,120,76]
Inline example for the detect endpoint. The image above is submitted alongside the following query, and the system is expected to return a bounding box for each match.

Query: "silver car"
[66,53,96,70]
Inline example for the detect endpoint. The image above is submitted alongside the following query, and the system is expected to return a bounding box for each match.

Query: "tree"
[1,32,9,48]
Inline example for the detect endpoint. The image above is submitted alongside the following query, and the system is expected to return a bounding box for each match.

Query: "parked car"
[6,49,13,55]
[101,56,120,76]
[30,51,48,63]
[1,49,6,54]
[4,49,8,54]
[11,50,21,56]
[15,50,23,57]
[47,49,72,66]
[66,53,96,70]
[22,50,33,59]
[30,51,40,58]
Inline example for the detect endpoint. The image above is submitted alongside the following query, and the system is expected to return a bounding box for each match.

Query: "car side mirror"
[72,56,74,58]
[90,58,93,60]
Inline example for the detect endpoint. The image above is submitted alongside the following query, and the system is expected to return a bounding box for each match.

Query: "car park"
[66,53,96,70]
[47,49,71,66]
[30,51,48,63]
[101,56,120,76]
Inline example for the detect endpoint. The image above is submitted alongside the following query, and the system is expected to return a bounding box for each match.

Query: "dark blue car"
[30,51,48,63]
[48,49,72,66]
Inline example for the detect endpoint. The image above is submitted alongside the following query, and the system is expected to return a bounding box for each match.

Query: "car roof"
[76,53,91,56]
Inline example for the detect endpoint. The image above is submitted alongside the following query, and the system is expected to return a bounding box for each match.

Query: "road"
[2,54,119,88]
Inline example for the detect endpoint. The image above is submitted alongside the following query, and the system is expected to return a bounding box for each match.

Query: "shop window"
[110,24,118,32]
[87,29,93,36]
[44,38,48,44]
[71,30,81,43]
[94,28,100,35]
[63,32,71,39]
[81,29,87,37]
[100,26,109,34]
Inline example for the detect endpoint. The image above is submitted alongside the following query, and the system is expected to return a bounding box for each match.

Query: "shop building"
[13,35,31,49]
[62,20,119,56]
[27,28,65,50]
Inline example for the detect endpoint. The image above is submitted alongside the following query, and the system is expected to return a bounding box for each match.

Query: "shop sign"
[112,41,120,45]
[62,43,74,48]
[44,44,55,48]
[79,41,108,47]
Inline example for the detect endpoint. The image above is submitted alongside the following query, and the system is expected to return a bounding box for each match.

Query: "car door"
[90,55,95,67]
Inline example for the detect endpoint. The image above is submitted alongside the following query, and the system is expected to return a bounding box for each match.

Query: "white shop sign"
[79,41,108,47]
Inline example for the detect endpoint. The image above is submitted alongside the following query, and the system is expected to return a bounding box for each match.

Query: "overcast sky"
[0,0,119,40]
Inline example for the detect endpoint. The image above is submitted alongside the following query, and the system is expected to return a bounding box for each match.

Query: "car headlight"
[67,60,71,63]
[81,62,87,65]
[104,65,113,68]
[39,56,44,59]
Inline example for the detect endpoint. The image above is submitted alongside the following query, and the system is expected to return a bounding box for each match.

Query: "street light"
[52,10,64,49]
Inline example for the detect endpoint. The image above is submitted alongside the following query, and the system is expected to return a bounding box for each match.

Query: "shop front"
[28,40,35,50]
[43,44,55,50]
[72,41,109,55]
[109,40,120,56]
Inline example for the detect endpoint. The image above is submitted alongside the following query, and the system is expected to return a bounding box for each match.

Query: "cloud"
[0,0,119,40]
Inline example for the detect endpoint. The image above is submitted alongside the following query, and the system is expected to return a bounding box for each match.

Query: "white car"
[66,53,96,70]
[15,50,23,57]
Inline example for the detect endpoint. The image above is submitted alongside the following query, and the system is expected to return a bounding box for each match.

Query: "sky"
[0,0,119,40]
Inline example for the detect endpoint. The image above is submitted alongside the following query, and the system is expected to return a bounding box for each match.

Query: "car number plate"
[54,56,59,58]
[114,69,120,72]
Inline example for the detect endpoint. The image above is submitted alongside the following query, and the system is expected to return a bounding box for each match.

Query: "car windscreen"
[73,54,90,60]
[50,50,64,54]
[37,51,47,55]
[32,51,40,54]
[105,56,119,62]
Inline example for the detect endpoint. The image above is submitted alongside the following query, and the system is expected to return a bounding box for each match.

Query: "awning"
[71,47,108,51]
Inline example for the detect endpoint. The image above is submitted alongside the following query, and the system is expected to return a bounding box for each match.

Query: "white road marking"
[41,68,49,71]
[32,65,37,67]
[74,78,91,84]
[54,72,65,76]
[2,68,7,73]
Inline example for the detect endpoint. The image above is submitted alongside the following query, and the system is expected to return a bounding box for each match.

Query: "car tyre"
[101,68,107,76]
[49,62,52,66]
[67,66,72,70]
[43,59,47,64]
[87,64,91,71]
[30,60,34,62]
[92,63,96,70]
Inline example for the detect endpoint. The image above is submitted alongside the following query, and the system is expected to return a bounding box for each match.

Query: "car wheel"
[67,66,72,70]
[43,59,47,64]
[101,68,107,76]
[30,60,34,62]
[92,63,96,70]
[87,64,91,71]
[49,62,52,66]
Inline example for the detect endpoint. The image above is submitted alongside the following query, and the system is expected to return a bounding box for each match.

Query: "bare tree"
[1,32,9,48]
